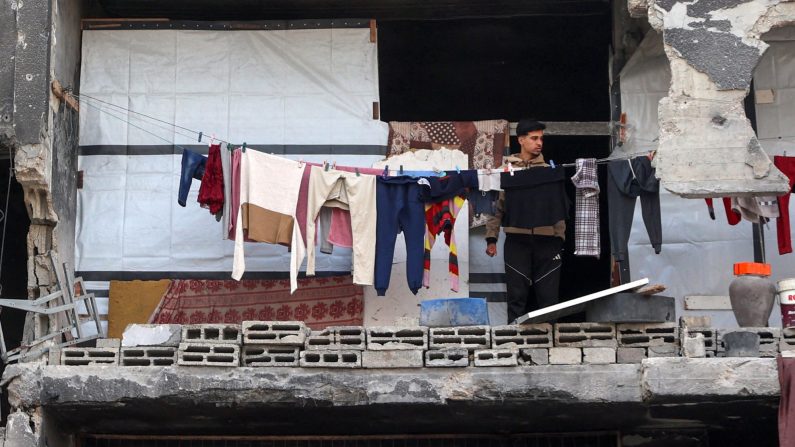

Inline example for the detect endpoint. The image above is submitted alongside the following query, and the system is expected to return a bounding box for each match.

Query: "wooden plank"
[684,295,732,310]
[509,121,611,136]
[51,79,79,112]
[514,278,649,324]
[369,19,377,43]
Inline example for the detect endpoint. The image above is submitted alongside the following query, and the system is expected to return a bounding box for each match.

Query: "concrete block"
[617,323,678,347]
[585,292,675,323]
[177,343,239,366]
[419,298,489,326]
[473,349,518,367]
[362,350,424,368]
[648,344,679,358]
[429,326,490,350]
[617,347,646,364]
[182,324,241,345]
[519,348,549,366]
[548,347,582,365]
[96,338,121,348]
[366,326,428,350]
[782,327,795,351]
[679,315,712,328]
[242,346,299,367]
[48,347,61,366]
[583,347,616,364]
[424,348,469,367]
[122,324,182,347]
[491,324,552,349]
[682,326,716,352]
[722,331,760,357]
[305,326,365,350]
[61,347,119,366]
[242,321,308,346]
[554,322,616,348]
[683,333,706,358]
[718,327,779,357]
[299,350,361,368]
[121,347,177,366]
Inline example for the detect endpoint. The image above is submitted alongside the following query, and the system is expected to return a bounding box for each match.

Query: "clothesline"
[74,91,656,170]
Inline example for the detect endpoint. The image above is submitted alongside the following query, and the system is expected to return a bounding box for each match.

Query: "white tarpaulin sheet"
[620,31,795,327]
[77,28,388,276]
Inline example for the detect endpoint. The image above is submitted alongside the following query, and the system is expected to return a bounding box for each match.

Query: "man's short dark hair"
[516,119,546,137]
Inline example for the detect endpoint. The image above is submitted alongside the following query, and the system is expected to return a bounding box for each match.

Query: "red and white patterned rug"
[149,276,363,330]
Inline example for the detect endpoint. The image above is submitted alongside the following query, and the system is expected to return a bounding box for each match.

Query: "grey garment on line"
[318,207,334,255]
[220,145,232,239]
[607,157,662,262]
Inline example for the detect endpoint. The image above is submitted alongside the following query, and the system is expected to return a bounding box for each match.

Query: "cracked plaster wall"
[1,0,81,302]
[628,0,795,197]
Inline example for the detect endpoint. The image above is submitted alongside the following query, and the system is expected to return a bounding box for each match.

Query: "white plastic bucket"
[778,279,795,327]
[777,278,795,305]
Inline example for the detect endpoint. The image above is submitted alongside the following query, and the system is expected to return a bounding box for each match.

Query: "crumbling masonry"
[630,0,795,197]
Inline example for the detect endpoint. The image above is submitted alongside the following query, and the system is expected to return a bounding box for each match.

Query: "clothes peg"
[383,166,389,178]
[325,162,330,172]
[549,160,556,169]
[227,143,234,151]
[242,142,247,152]
[399,165,403,175]
[355,168,360,177]
[197,131,203,143]
[509,162,515,176]
[332,161,337,170]
[455,165,461,173]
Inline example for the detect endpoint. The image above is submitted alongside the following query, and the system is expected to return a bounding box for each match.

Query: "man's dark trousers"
[504,233,563,323]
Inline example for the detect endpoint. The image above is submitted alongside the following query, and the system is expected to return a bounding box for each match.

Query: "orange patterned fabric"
[149,276,363,330]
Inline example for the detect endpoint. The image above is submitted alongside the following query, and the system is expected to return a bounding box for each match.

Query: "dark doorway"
[377,14,613,306]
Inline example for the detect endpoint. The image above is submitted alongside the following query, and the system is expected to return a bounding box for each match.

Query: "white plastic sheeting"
[77,29,387,276]
[620,31,795,327]
[79,29,386,147]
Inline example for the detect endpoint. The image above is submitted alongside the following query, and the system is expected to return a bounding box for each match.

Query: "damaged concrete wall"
[1,0,82,301]
[49,0,83,277]
[628,0,795,197]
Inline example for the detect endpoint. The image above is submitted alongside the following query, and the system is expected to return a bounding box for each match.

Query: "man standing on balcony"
[485,119,566,323]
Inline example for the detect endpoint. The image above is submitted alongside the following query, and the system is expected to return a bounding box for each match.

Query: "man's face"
[519,130,544,158]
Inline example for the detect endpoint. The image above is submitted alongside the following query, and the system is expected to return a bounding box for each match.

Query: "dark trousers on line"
[504,233,563,323]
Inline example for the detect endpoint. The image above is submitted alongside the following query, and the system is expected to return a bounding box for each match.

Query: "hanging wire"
[78,95,203,144]
[72,91,655,168]
[80,99,199,152]
[70,92,234,146]
[72,92,205,139]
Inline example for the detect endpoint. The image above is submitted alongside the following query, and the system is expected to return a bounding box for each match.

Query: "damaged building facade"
[1,0,795,446]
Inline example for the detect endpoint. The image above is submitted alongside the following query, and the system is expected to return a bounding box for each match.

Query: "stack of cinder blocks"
[363,326,427,368]
[57,338,121,366]
[51,316,789,368]
[241,321,308,366]
[427,325,490,367]
[680,316,715,358]
[550,322,616,365]
[302,326,365,367]
[491,324,552,366]
[717,327,780,358]
[120,324,181,366]
[617,322,679,361]
[178,324,241,366]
